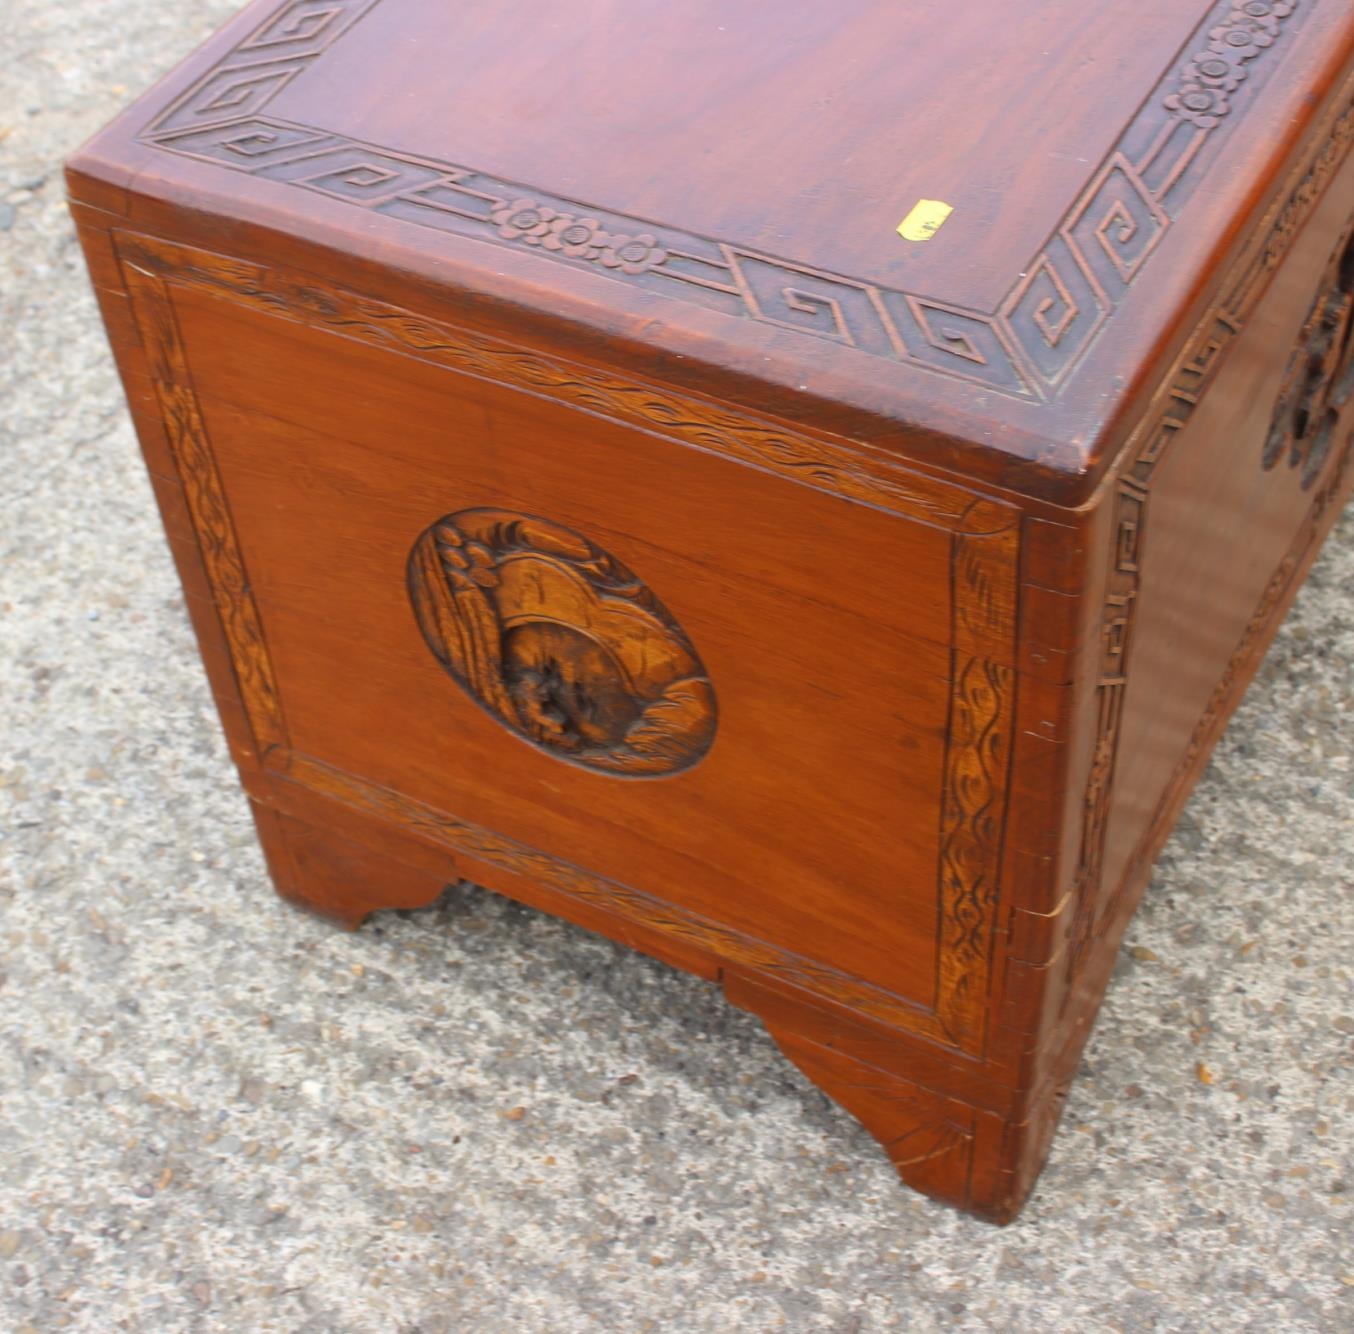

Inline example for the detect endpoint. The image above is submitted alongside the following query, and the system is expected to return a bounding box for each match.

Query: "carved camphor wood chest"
[68,0,1354,1221]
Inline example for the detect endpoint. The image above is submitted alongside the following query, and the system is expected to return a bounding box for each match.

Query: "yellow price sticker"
[897,199,954,242]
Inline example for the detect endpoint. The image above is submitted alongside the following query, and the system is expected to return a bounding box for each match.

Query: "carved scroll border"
[135,0,1309,402]
[114,229,1020,1053]
[1064,76,1354,989]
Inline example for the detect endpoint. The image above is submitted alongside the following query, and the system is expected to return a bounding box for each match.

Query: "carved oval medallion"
[1262,223,1354,490]
[408,509,717,776]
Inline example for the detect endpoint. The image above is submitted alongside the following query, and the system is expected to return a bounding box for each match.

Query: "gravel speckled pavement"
[2,4,1352,1331]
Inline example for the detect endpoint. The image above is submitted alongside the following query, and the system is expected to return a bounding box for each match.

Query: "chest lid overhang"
[67,0,1354,507]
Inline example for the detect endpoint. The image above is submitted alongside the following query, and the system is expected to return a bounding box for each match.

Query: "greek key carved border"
[115,230,1021,1053]
[1065,76,1354,989]
[137,0,1307,402]
[1103,436,1352,937]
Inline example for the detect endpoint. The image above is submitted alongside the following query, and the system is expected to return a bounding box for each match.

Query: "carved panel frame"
[117,230,1022,1054]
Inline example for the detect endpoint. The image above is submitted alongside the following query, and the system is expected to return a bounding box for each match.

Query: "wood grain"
[68,0,1354,1222]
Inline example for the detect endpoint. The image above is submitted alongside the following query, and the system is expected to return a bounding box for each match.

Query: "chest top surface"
[255,0,1224,313]
[72,0,1354,502]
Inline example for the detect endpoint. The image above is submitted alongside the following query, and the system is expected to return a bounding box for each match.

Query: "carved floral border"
[138,0,1307,402]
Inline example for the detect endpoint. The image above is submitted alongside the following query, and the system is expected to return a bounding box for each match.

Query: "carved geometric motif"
[150,0,378,135]
[1002,152,1171,389]
[139,0,1307,401]
[239,0,354,49]
[1002,247,1107,387]
[1066,156,1170,290]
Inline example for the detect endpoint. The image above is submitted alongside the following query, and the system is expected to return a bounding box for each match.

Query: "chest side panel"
[1069,99,1354,981]
[116,233,1025,1052]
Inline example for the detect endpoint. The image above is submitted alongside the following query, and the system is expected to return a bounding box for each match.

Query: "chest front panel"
[119,233,1025,1051]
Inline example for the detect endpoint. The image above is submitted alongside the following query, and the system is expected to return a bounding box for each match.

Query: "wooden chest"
[68,0,1354,1221]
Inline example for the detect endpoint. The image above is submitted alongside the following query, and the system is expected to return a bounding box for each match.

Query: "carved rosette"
[1165,1,1298,129]
[408,509,717,776]
[1262,224,1354,489]
[488,197,668,274]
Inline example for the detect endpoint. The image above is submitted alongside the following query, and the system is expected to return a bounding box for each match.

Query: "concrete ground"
[1,3,1351,1330]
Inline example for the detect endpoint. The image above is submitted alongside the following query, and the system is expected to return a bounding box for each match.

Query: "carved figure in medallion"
[408,509,717,775]
[1263,224,1354,488]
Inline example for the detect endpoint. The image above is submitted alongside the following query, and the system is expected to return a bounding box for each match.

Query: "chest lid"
[69,0,1354,503]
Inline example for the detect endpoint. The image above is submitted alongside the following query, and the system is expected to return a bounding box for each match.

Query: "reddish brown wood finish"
[68,0,1354,1221]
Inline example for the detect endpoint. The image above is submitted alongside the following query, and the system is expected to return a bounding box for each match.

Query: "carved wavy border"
[135,0,1307,402]
[937,525,1020,1044]
[287,753,953,1037]
[1064,76,1354,988]
[935,655,1017,1037]
[121,260,288,758]
[112,231,1006,534]
[116,230,1021,1052]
